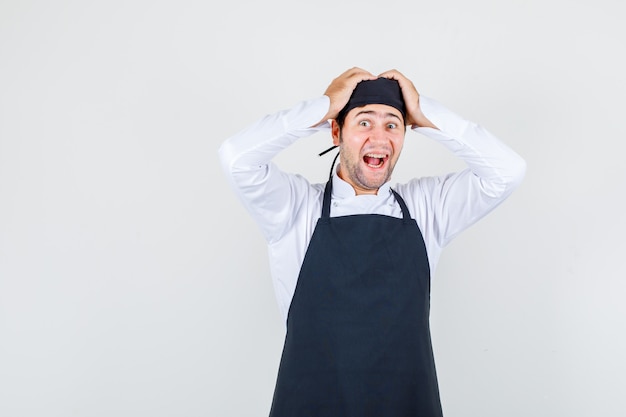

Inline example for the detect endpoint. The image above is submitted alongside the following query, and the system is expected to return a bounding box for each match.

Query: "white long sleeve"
[218,95,526,321]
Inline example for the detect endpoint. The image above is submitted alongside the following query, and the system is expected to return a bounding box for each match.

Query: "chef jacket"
[218,95,526,322]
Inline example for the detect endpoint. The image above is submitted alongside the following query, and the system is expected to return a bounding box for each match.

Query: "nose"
[368,125,390,144]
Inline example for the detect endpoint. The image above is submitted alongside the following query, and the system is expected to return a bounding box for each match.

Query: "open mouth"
[363,153,388,168]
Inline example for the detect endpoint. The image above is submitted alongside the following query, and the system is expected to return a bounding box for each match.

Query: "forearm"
[405,96,526,248]
[218,96,330,173]
[414,96,526,197]
[217,96,330,242]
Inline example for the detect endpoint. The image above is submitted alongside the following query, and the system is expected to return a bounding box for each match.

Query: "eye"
[359,120,370,127]
[387,123,397,129]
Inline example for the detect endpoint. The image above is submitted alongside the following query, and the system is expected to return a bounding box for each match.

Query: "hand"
[378,69,437,129]
[319,67,377,124]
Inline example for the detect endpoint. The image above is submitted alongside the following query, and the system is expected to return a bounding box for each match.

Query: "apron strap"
[322,151,340,219]
[322,180,333,218]
[391,188,412,222]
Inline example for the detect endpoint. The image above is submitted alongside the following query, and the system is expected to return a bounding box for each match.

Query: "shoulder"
[391,174,458,225]
[392,176,443,202]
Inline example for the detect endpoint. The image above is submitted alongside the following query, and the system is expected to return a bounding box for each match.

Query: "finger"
[348,68,377,83]
[322,68,377,120]
[342,67,372,80]
[378,70,421,126]
[378,69,403,80]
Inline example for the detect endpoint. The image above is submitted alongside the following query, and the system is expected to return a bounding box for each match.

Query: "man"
[218,67,526,416]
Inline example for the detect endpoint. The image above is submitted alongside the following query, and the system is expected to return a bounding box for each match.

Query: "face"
[332,104,405,195]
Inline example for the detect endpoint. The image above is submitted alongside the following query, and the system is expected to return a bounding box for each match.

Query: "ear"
[331,120,340,146]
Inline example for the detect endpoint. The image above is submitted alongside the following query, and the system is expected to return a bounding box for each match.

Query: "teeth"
[366,153,387,158]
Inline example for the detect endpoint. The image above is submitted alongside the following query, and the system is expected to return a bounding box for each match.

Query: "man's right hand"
[315,67,377,126]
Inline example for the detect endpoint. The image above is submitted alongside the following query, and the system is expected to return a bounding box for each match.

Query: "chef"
[218,67,526,416]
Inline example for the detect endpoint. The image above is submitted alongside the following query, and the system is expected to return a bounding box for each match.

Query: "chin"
[359,173,391,190]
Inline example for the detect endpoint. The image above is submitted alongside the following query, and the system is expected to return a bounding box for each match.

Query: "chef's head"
[335,77,406,128]
[331,78,407,195]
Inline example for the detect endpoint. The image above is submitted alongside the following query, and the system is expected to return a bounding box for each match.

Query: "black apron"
[269,178,443,417]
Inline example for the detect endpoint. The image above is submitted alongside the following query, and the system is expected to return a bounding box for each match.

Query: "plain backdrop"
[1,1,625,416]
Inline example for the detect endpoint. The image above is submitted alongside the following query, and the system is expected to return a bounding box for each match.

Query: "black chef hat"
[337,77,406,123]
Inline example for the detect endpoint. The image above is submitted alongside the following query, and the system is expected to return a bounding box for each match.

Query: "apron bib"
[269,179,443,417]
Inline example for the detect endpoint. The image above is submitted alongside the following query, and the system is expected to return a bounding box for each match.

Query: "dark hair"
[335,106,350,129]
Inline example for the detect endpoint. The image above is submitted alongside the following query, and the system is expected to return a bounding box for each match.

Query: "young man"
[218,67,526,416]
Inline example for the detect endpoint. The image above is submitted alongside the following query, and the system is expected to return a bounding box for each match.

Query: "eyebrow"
[354,109,402,122]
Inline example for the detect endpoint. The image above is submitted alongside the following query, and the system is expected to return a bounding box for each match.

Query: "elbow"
[218,139,241,178]
[509,153,527,190]
[495,154,527,197]
[217,141,232,169]
[478,154,527,199]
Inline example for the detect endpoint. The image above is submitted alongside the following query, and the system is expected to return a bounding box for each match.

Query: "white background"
[1,1,625,416]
